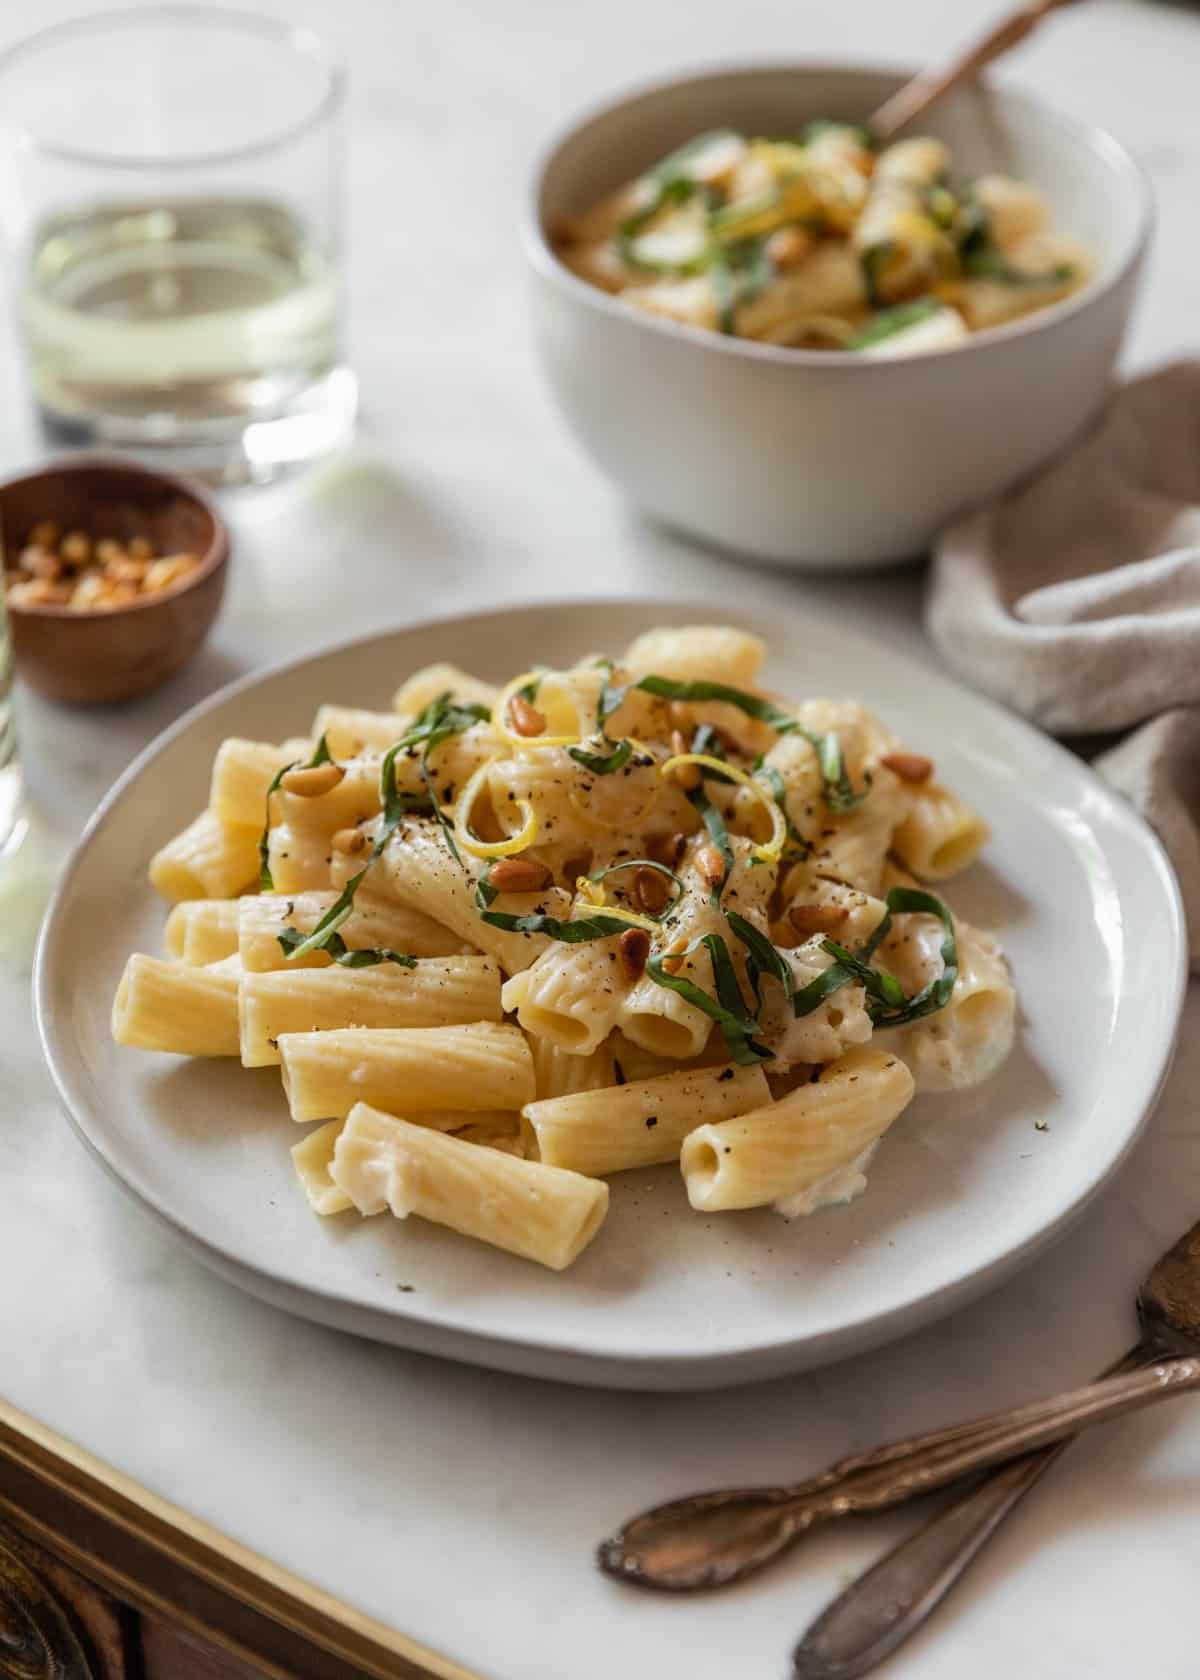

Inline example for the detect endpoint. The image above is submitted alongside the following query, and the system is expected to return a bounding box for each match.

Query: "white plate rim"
[34,596,1188,1385]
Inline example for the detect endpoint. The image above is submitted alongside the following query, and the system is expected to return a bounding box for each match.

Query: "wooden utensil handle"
[870,0,1083,143]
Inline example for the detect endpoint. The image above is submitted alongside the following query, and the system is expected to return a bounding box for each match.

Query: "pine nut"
[667,730,700,791]
[20,547,62,580]
[619,927,650,980]
[508,694,546,737]
[880,752,934,784]
[28,520,59,550]
[660,943,687,975]
[646,831,686,867]
[488,857,552,893]
[127,535,155,560]
[788,902,850,938]
[59,531,92,566]
[765,225,813,269]
[634,867,670,915]
[331,826,368,856]
[280,762,345,797]
[696,845,726,888]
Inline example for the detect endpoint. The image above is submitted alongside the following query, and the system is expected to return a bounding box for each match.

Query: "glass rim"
[0,4,344,170]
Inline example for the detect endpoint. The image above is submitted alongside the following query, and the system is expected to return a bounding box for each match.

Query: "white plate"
[35,600,1186,1390]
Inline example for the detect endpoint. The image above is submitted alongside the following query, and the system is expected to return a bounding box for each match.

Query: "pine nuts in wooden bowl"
[0,458,229,705]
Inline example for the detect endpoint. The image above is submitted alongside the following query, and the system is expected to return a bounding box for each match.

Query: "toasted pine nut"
[331,826,368,856]
[646,831,686,867]
[508,693,546,737]
[127,535,155,560]
[59,531,92,565]
[880,752,934,784]
[105,557,149,586]
[20,546,62,580]
[9,578,68,607]
[28,520,59,550]
[696,845,726,888]
[280,762,345,797]
[788,902,850,939]
[143,555,197,592]
[765,226,812,269]
[95,538,126,564]
[619,927,651,980]
[488,857,553,893]
[69,573,107,609]
[634,867,670,915]
[660,943,687,976]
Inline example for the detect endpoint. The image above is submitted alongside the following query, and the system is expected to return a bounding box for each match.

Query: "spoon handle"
[791,1340,1158,1679]
[601,1354,1200,1591]
[869,0,1084,144]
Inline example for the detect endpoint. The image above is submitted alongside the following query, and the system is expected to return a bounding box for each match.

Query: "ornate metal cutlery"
[791,1218,1200,1677]
[598,1220,1200,1607]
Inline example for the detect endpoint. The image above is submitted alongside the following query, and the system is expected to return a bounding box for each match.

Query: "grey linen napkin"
[927,360,1200,968]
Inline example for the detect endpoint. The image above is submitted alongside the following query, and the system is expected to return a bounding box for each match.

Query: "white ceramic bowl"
[525,64,1152,570]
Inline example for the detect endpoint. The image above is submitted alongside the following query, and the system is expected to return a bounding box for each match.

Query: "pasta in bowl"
[111,625,1016,1272]
[553,124,1089,354]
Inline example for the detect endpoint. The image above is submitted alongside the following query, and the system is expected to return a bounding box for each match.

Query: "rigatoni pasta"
[115,624,1016,1270]
[552,125,1089,354]
[330,1103,608,1269]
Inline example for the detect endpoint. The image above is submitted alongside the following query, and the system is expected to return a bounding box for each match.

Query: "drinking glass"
[0,7,355,482]
[0,591,22,859]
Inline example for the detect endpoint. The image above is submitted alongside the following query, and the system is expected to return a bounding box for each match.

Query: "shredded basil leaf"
[595,659,627,733]
[855,887,958,1026]
[711,256,737,334]
[568,738,634,775]
[594,670,869,813]
[791,958,859,1018]
[860,242,894,307]
[795,726,873,813]
[280,867,368,961]
[634,674,797,732]
[726,910,795,1010]
[480,909,640,943]
[258,732,334,891]
[849,297,944,350]
[792,887,958,1026]
[687,779,734,908]
[962,246,1074,286]
[276,925,416,969]
[282,699,486,960]
[645,933,772,1066]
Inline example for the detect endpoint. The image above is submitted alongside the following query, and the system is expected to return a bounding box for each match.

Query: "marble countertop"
[6,1,1200,1675]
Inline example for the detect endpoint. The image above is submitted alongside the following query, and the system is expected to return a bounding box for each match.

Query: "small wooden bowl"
[2,457,230,705]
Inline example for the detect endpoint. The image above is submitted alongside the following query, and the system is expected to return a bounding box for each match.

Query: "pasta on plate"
[112,625,1016,1270]
[551,124,1089,354]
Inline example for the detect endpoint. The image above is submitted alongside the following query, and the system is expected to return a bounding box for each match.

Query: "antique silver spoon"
[791,1218,1200,1678]
[598,1219,1200,1595]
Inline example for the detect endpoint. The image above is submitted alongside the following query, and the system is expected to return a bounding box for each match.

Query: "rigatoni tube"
[525,1063,769,1176]
[291,1120,353,1215]
[112,953,241,1056]
[164,899,242,965]
[277,1022,535,1122]
[149,810,260,902]
[330,1103,608,1270]
[238,890,469,972]
[680,1047,915,1213]
[239,955,502,1066]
